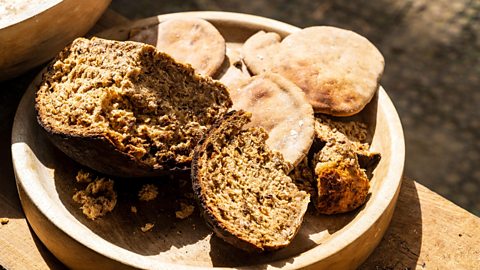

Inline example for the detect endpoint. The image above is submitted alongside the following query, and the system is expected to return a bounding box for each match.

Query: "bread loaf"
[36,37,232,177]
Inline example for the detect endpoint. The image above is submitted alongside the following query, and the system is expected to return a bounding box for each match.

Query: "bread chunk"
[289,116,380,214]
[312,117,373,214]
[36,37,232,176]
[192,110,310,252]
[242,27,384,116]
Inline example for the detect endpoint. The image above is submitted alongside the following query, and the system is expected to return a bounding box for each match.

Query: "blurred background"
[110,0,480,215]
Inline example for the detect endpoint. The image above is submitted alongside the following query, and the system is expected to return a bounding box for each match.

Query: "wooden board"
[11,12,405,269]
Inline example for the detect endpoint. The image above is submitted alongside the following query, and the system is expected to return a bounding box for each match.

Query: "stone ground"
[111,0,480,216]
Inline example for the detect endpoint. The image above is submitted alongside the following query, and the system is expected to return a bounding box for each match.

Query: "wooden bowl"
[0,0,111,81]
[11,12,405,270]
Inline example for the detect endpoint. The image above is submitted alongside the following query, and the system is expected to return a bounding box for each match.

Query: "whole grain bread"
[192,110,310,252]
[289,115,380,214]
[312,117,374,214]
[36,37,232,177]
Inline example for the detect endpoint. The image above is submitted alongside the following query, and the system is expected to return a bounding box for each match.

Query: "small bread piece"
[36,37,232,177]
[192,110,310,252]
[230,73,314,169]
[130,18,226,76]
[242,27,384,116]
[312,119,371,214]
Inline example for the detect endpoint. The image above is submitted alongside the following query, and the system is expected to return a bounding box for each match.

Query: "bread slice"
[192,110,310,252]
[36,37,232,177]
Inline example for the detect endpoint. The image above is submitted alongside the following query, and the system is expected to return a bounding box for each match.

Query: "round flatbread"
[242,27,384,116]
[230,73,314,169]
[214,44,251,90]
[130,18,226,76]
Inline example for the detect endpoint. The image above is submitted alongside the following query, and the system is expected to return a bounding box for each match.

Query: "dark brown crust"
[314,164,370,214]
[37,121,187,177]
[35,38,231,177]
[192,110,264,252]
[192,110,307,252]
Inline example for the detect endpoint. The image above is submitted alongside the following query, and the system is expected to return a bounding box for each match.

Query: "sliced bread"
[192,110,310,252]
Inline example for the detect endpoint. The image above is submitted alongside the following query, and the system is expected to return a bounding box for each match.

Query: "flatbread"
[230,73,314,169]
[242,27,384,116]
[214,44,251,90]
[130,18,226,76]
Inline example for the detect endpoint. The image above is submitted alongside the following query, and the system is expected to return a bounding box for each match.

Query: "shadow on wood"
[360,177,422,269]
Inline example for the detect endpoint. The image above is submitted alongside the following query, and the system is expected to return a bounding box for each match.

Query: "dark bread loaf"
[36,37,232,177]
[192,110,310,252]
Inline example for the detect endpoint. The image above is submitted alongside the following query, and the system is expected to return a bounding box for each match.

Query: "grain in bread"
[289,116,380,214]
[192,110,310,252]
[36,37,232,177]
[242,27,384,116]
[312,117,372,214]
[72,173,117,220]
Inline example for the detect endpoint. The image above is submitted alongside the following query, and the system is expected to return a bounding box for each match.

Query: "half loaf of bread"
[192,110,310,252]
[36,37,232,177]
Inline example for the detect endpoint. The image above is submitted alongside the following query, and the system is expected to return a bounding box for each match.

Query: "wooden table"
[1,9,479,270]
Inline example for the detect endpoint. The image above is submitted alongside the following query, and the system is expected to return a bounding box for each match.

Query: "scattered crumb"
[72,177,117,220]
[175,202,195,219]
[131,206,137,214]
[0,218,9,225]
[141,223,154,232]
[138,184,158,201]
[75,169,93,183]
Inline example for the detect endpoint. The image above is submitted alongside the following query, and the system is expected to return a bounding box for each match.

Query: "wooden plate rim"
[11,11,405,269]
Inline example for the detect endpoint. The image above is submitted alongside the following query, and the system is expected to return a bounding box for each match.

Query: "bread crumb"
[130,206,137,214]
[0,218,9,225]
[141,223,154,232]
[138,184,158,201]
[75,169,93,183]
[72,176,117,220]
[175,202,195,219]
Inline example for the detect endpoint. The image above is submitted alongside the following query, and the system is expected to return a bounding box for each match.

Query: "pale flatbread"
[130,18,226,76]
[230,73,314,169]
[242,27,384,116]
[214,44,251,90]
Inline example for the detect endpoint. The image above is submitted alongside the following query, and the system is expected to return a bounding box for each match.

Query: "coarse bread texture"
[36,37,232,177]
[312,117,373,214]
[72,172,117,220]
[192,110,310,252]
[289,116,380,214]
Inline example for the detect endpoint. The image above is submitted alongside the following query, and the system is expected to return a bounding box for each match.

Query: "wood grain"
[4,178,479,269]
[361,178,480,269]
